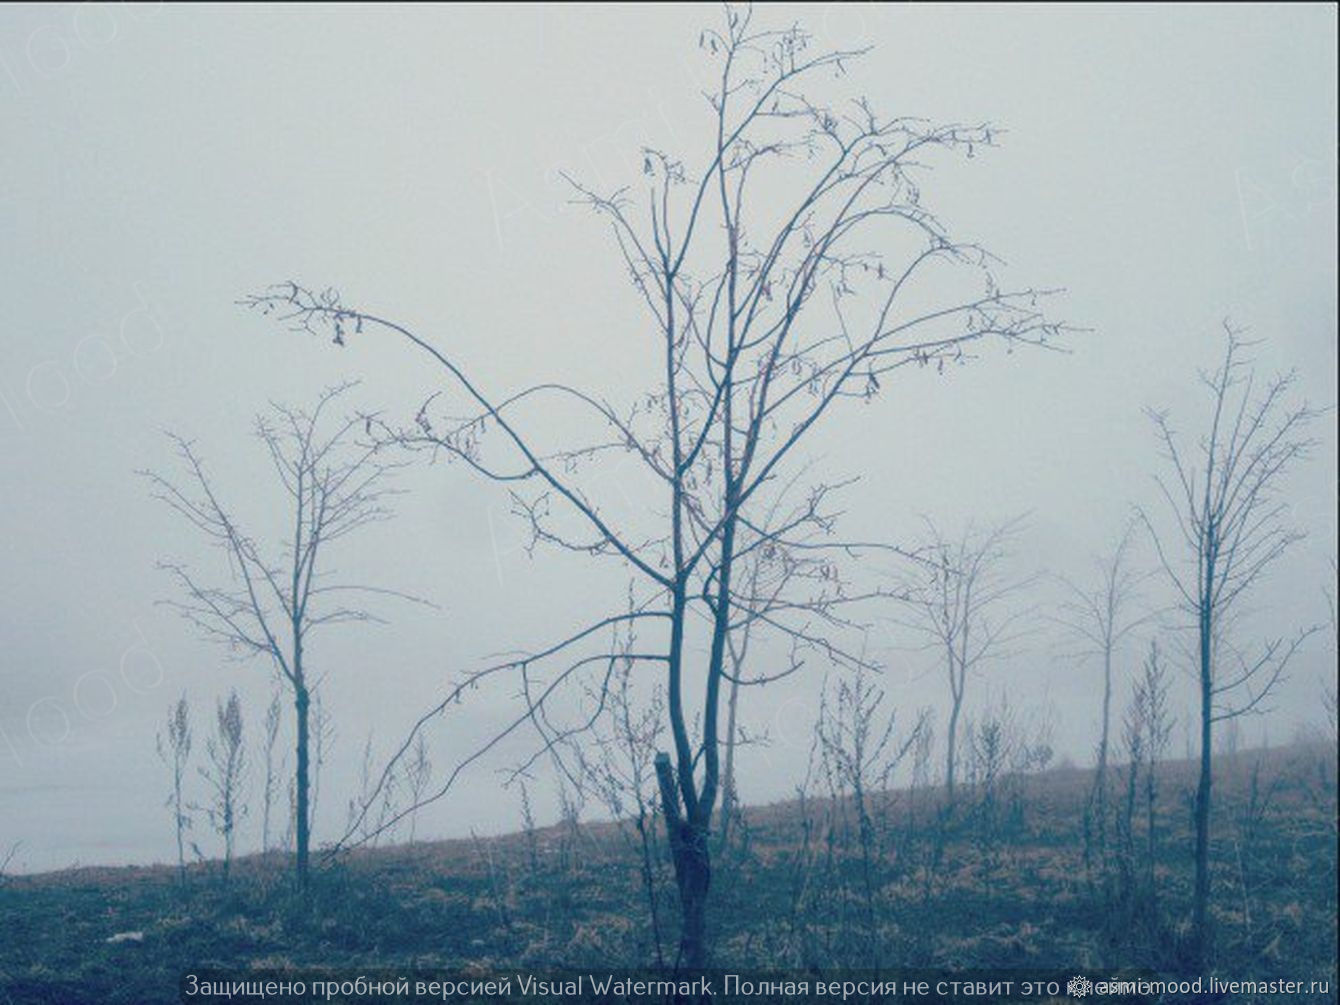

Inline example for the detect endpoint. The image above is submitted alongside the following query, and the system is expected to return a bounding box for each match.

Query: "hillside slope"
[0,742,1335,1003]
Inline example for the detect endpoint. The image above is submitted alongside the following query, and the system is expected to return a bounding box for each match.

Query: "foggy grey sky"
[1,4,1335,872]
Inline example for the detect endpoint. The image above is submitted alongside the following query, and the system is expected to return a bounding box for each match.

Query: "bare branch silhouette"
[143,383,431,888]
[245,7,1067,961]
[1138,323,1322,961]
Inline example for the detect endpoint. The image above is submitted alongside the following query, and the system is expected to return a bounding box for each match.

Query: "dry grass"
[0,742,1334,1003]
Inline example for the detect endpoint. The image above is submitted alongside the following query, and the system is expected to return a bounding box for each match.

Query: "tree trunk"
[1096,645,1112,851]
[174,768,186,887]
[1088,645,1113,895]
[672,823,711,968]
[1192,611,1213,963]
[946,695,962,802]
[1146,769,1158,897]
[656,752,711,968]
[295,685,311,890]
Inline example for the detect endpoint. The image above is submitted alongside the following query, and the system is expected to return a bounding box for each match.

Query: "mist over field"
[0,4,1334,1002]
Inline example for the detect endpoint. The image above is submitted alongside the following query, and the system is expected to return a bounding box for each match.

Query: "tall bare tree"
[144,384,423,888]
[892,518,1031,801]
[1139,325,1320,962]
[1054,523,1151,877]
[246,9,1062,963]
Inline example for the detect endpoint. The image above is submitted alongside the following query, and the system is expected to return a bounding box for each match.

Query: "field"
[0,742,1334,1004]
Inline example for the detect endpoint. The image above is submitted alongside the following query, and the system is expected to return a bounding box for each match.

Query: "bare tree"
[1116,682,1145,906]
[246,9,1063,963]
[960,693,1053,858]
[156,693,193,886]
[892,518,1031,801]
[1136,641,1173,896]
[1115,640,1173,913]
[814,671,928,952]
[198,690,247,882]
[143,384,425,888]
[260,691,284,853]
[1054,523,1151,878]
[1138,325,1321,961]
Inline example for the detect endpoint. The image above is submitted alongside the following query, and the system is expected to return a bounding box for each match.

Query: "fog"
[0,4,1335,873]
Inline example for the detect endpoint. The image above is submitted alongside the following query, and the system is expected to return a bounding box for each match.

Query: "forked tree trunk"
[655,752,711,968]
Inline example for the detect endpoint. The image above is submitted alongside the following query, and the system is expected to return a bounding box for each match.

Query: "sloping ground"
[0,742,1335,1003]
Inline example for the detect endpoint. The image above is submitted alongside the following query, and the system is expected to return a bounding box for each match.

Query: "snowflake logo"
[1067,975,1094,998]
